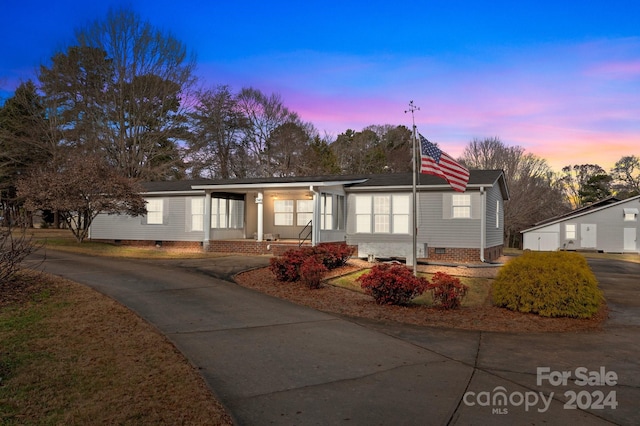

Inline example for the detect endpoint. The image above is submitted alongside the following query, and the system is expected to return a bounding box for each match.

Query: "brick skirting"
[424,245,503,263]
[93,238,502,263]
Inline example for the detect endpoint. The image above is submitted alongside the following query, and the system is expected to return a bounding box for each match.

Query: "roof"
[531,196,622,227]
[141,170,508,199]
[522,194,640,233]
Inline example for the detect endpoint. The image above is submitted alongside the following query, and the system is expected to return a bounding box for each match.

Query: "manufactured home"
[90,171,509,263]
[522,195,640,253]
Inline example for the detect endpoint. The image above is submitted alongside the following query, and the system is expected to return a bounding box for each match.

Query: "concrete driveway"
[31,251,640,425]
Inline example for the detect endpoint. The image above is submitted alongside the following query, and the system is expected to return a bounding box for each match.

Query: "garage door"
[523,232,560,251]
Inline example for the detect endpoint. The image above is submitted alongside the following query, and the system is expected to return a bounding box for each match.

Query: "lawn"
[26,228,225,259]
[0,271,232,424]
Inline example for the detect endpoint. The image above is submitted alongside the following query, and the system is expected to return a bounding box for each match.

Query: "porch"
[206,238,312,256]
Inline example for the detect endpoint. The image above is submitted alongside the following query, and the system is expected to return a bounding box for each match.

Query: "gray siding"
[421,192,481,248]
[485,185,505,247]
[345,190,488,258]
[91,195,204,242]
[523,197,640,253]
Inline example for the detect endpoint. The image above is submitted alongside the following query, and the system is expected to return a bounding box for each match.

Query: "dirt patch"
[234,259,607,333]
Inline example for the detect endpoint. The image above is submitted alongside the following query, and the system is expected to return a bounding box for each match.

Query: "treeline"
[1,8,638,246]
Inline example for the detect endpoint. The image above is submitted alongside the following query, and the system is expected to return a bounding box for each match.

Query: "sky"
[1,0,639,172]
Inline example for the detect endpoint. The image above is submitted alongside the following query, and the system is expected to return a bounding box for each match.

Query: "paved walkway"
[32,251,640,425]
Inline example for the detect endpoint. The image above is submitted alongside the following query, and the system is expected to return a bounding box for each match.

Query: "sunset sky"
[1,0,638,172]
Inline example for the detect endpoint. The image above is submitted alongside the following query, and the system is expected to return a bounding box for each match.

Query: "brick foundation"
[423,245,503,263]
[207,240,311,255]
[95,239,203,249]
[93,238,501,263]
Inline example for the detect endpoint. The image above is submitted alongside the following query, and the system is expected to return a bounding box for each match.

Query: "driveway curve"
[31,251,640,425]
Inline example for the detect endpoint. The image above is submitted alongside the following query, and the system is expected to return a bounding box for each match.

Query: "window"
[228,199,244,229]
[191,198,204,231]
[212,198,227,228]
[274,200,294,226]
[566,224,576,239]
[297,200,314,226]
[355,194,410,234]
[392,194,410,234]
[320,194,333,230]
[452,194,471,218]
[146,199,163,224]
[496,200,500,228]
[336,195,345,230]
[211,197,244,229]
[355,196,372,233]
[374,195,390,233]
[624,208,638,222]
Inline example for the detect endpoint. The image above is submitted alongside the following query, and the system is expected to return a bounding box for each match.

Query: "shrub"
[427,272,468,310]
[299,256,328,289]
[268,248,310,282]
[315,243,355,269]
[357,263,428,305]
[492,251,603,318]
[269,243,354,282]
[1,226,37,285]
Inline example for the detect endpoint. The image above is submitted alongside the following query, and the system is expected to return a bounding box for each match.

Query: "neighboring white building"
[522,195,640,253]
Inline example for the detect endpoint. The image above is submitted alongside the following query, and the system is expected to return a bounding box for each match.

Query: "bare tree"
[236,87,301,177]
[611,155,640,198]
[0,225,38,285]
[188,86,248,179]
[461,137,569,247]
[17,153,147,242]
[38,7,196,180]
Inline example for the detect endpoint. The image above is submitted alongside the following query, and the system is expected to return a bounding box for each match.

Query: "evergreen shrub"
[492,251,603,318]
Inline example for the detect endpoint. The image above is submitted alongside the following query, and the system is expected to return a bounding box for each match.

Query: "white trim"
[523,195,640,233]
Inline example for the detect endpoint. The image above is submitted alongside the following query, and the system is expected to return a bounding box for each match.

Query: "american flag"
[419,134,470,192]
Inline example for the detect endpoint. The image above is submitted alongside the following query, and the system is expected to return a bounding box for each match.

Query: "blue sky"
[2,0,639,171]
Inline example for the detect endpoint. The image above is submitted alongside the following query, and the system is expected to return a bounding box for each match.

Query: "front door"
[581,224,597,248]
[624,228,637,251]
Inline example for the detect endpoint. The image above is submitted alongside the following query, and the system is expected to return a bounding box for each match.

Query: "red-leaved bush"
[427,272,468,309]
[269,243,354,284]
[357,263,428,305]
[300,256,328,289]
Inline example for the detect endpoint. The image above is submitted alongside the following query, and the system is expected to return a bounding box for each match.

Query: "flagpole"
[405,101,419,276]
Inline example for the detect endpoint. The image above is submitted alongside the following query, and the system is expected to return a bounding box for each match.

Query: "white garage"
[521,195,640,253]
[522,225,560,251]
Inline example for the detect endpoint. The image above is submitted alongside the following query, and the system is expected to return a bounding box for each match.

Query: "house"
[89,170,509,263]
[521,195,640,253]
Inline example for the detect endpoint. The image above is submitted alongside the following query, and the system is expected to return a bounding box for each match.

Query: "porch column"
[256,191,264,242]
[311,186,320,246]
[203,191,212,250]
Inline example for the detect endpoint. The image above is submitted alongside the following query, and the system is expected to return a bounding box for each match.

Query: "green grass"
[26,228,227,259]
[327,269,492,307]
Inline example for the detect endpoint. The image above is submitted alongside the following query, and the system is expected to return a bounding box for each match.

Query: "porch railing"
[299,220,312,246]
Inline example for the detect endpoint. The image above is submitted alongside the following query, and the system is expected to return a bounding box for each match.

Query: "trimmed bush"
[269,243,354,283]
[315,242,355,269]
[269,248,310,282]
[357,263,428,305]
[492,251,603,318]
[427,272,468,310]
[300,256,328,289]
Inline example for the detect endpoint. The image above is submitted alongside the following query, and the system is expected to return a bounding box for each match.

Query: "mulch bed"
[234,261,608,333]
